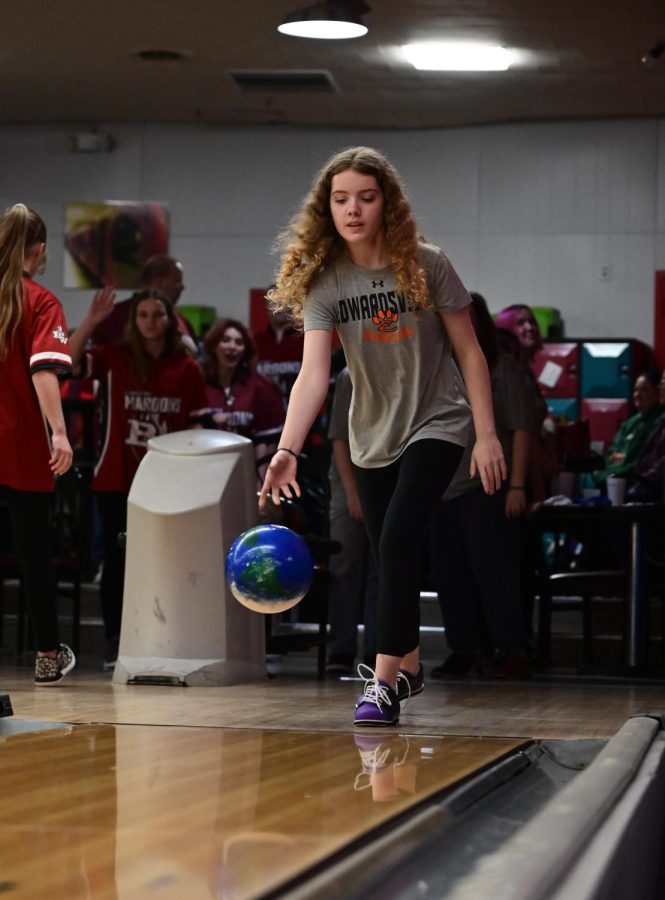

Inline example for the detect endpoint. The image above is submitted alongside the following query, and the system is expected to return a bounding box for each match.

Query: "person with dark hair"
[253,289,304,407]
[325,367,378,676]
[69,288,208,668]
[202,318,285,457]
[0,203,76,684]
[593,370,663,485]
[430,292,535,678]
[259,147,505,726]
[627,371,665,501]
[495,303,554,501]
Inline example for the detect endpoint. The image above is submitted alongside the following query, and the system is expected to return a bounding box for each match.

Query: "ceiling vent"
[228,69,338,93]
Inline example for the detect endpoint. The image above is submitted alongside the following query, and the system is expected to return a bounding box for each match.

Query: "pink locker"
[531,343,579,399]
[581,398,630,452]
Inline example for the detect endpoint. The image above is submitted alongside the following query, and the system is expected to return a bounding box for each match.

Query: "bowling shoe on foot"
[35,643,76,686]
[354,665,400,727]
[396,663,424,703]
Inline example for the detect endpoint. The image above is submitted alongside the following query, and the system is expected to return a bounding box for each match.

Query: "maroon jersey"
[205,373,284,443]
[0,277,72,492]
[253,327,303,406]
[83,346,207,492]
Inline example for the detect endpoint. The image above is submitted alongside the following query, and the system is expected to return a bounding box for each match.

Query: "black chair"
[0,466,93,656]
[530,509,629,669]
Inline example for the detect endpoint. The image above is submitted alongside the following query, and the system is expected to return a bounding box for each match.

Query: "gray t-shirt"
[444,352,537,500]
[304,242,472,468]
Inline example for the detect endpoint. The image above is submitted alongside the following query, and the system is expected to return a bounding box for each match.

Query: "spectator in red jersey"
[0,203,76,685]
[203,318,285,460]
[253,291,304,408]
[70,288,208,669]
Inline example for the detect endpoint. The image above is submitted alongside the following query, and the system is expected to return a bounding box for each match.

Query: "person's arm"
[505,428,530,518]
[69,286,116,373]
[31,370,73,475]
[333,438,363,521]
[259,329,332,507]
[442,307,506,493]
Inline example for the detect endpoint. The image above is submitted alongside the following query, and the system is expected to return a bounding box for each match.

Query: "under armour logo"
[372,280,384,288]
[52,325,68,344]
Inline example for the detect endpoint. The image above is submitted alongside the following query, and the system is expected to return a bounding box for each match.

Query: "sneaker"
[325,654,354,677]
[354,665,400,727]
[35,643,76,686]
[396,663,424,703]
[430,652,476,679]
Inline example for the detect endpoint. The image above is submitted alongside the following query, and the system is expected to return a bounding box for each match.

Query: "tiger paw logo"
[372,309,398,333]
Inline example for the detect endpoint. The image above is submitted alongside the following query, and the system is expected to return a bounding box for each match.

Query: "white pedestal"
[112,429,264,686]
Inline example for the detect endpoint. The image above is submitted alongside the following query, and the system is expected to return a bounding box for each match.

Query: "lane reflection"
[0,724,523,899]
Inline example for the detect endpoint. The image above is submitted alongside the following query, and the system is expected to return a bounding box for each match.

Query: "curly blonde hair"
[268,147,430,325]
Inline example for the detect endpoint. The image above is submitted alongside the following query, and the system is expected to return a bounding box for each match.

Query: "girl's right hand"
[88,285,116,324]
[258,450,301,509]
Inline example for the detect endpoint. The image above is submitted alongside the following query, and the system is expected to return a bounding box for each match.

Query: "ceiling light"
[402,41,514,71]
[278,2,369,40]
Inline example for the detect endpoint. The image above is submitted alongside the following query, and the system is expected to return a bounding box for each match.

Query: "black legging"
[95,491,128,641]
[354,439,464,657]
[0,485,59,651]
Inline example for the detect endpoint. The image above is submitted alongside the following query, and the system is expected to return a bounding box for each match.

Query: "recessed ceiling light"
[278,2,368,40]
[402,41,514,71]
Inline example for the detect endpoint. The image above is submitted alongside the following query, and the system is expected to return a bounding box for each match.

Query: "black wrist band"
[276,447,298,460]
[508,485,525,490]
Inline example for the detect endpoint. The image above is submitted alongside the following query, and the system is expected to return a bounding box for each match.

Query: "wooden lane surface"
[0,723,525,899]
[3,667,665,739]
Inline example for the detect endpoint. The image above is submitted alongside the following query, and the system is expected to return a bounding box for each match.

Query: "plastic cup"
[607,476,626,506]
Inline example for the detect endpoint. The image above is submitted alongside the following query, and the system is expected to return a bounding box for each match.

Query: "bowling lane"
[0,723,525,899]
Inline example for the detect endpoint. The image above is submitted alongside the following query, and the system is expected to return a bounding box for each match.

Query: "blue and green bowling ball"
[225,524,314,614]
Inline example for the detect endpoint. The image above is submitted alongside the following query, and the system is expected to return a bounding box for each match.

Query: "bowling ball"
[225,524,314,614]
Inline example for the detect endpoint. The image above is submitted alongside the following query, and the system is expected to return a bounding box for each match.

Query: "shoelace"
[356,663,395,711]
[396,670,412,705]
[353,744,393,791]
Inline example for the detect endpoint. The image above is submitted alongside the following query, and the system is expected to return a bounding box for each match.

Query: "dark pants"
[354,440,464,657]
[96,491,128,641]
[429,487,528,654]
[0,485,59,651]
[328,509,378,660]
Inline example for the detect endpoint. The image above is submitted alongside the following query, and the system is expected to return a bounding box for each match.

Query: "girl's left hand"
[470,434,507,494]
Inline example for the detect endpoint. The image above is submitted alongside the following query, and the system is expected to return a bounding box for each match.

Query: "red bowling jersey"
[0,277,72,492]
[82,346,208,492]
[204,373,285,443]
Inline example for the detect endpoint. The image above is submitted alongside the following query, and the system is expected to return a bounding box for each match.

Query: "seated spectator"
[626,370,665,502]
[430,293,534,679]
[593,370,663,484]
[203,318,285,459]
[70,288,208,670]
